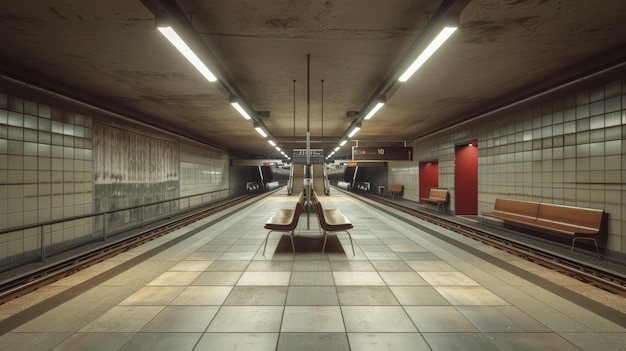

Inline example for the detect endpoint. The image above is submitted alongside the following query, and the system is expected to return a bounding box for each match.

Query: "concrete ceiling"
[0,0,625,159]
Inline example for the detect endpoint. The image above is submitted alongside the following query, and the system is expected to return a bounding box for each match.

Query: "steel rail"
[0,193,260,305]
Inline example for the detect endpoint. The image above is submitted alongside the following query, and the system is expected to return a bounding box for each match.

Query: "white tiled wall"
[180,142,229,205]
[391,78,625,256]
[0,93,93,262]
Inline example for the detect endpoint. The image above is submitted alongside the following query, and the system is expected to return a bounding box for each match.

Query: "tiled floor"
[0,192,624,350]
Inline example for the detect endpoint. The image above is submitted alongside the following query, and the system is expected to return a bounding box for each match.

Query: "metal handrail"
[0,187,236,267]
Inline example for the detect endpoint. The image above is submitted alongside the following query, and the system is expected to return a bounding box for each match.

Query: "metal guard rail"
[0,187,236,270]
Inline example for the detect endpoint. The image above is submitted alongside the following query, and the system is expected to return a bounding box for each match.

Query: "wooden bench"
[481,198,607,258]
[388,184,403,198]
[420,188,449,213]
[263,192,304,256]
[312,192,355,255]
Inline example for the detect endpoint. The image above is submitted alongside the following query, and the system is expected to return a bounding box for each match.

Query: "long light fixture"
[231,101,251,120]
[157,26,218,83]
[398,26,457,82]
[254,123,267,137]
[268,140,276,147]
[340,140,347,146]
[348,124,362,138]
[364,101,385,120]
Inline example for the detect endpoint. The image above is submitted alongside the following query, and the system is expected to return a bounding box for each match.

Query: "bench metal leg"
[570,237,601,260]
[322,230,355,256]
[263,230,296,256]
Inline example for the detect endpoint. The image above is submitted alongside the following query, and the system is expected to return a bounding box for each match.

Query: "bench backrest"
[493,198,539,218]
[429,189,448,201]
[390,184,403,192]
[537,203,604,230]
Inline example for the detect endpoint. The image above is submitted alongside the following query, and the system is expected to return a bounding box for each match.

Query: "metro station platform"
[0,190,624,351]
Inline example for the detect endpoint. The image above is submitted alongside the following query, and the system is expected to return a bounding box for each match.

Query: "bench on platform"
[263,192,304,256]
[388,184,403,198]
[312,192,355,255]
[420,188,449,213]
[481,198,608,258]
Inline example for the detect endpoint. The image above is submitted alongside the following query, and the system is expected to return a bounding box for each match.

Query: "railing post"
[40,225,46,262]
[103,213,107,241]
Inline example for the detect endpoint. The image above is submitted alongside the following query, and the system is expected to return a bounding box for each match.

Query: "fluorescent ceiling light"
[364,102,385,120]
[255,127,267,138]
[398,26,457,82]
[268,140,276,146]
[334,146,340,152]
[339,140,347,146]
[231,102,251,120]
[275,146,281,151]
[348,126,361,138]
[157,26,217,83]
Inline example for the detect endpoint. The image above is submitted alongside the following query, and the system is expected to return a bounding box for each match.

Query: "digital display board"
[352,147,413,161]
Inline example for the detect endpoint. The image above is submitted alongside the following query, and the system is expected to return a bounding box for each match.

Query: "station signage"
[352,146,413,161]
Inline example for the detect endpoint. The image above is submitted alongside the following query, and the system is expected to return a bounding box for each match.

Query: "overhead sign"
[352,146,413,161]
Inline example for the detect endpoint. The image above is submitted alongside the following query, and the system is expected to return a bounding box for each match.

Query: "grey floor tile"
[348,332,430,351]
[171,286,233,305]
[329,260,376,272]
[224,286,288,305]
[197,244,231,252]
[141,306,218,332]
[290,271,335,285]
[148,272,202,286]
[405,306,479,332]
[206,260,250,271]
[487,332,581,351]
[407,260,456,272]
[185,252,223,261]
[562,332,626,351]
[435,286,509,305]
[337,286,399,305]
[119,333,201,351]
[371,260,414,272]
[168,260,213,272]
[206,306,283,332]
[360,245,392,252]
[192,271,242,285]
[379,271,428,285]
[218,252,256,260]
[195,332,278,351]
[80,306,164,333]
[51,332,134,351]
[281,306,345,332]
[246,260,294,271]
[333,272,385,286]
[342,306,417,332]
[422,332,501,351]
[119,286,184,305]
[277,333,349,351]
[457,305,550,332]
[237,271,291,285]
[390,286,450,305]
[418,271,479,286]
[292,260,331,271]
[286,286,339,305]
[364,251,402,261]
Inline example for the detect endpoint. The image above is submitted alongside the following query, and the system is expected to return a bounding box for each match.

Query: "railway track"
[356,192,626,298]
[0,193,261,305]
